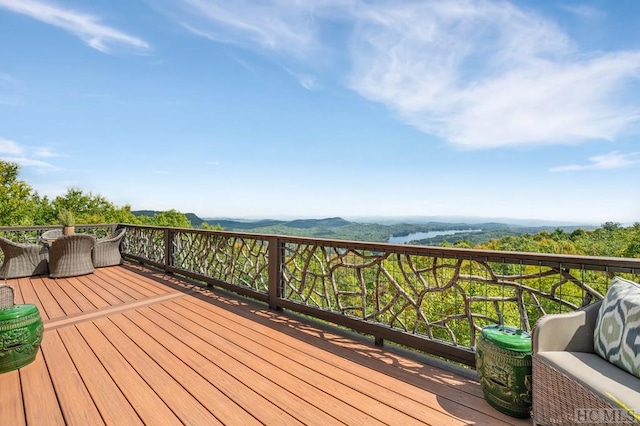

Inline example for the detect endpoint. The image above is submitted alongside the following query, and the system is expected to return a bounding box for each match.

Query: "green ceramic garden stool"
[476,324,532,418]
[0,304,43,373]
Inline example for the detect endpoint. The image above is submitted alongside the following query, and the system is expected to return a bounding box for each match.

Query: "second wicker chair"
[93,228,126,268]
[48,234,96,278]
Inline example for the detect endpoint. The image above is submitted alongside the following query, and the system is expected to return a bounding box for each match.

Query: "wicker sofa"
[532,299,640,425]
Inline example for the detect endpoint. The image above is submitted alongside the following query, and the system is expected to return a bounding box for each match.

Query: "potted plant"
[57,209,76,235]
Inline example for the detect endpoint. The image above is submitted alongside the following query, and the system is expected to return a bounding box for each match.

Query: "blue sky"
[1,0,640,224]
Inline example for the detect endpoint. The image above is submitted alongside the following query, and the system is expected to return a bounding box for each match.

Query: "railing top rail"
[120,224,640,272]
[0,223,116,232]
[4,224,638,272]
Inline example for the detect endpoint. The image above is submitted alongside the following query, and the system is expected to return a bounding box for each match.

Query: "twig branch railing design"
[118,225,640,366]
[3,224,639,366]
[0,225,117,244]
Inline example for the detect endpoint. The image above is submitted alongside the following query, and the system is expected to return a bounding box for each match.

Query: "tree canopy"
[0,160,194,228]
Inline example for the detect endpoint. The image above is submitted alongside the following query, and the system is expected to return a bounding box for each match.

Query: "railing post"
[268,236,283,311]
[164,228,172,273]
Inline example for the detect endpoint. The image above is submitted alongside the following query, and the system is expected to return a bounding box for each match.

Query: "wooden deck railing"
[3,224,640,367]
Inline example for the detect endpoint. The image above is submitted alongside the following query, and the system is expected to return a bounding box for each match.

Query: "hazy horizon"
[195,213,603,228]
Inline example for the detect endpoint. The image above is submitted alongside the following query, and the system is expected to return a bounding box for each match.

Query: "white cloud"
[0,137,62,172]
[347,1,640,148]
[32,147,62,158]
[0,0,150,53]
[149,0,640,149]
[152,0,351,58]
[285,68,318,91]
[0,138,24,155]
[550,151,640,172]
[559,4,604,19]
[0,156,58,172]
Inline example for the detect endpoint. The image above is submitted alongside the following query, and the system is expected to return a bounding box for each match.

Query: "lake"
[388,230,479,244]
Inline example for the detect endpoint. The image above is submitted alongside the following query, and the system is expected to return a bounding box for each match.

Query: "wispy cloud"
[0,137,61,172]
[0,0,150,53]
[550,151,640,172]
[148,0,640,149]
[285,68,318,91]
[205,161,220,166]
[0,156,59,172]
[0,138,23,155]
[348,1,640,148]
[558,4,604,19]
[150,0,348,58]
[32,147,62,158]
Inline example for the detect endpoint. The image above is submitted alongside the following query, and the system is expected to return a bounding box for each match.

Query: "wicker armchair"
[48,234,96,278]
[0,237,49,279]
[92,228,126,268]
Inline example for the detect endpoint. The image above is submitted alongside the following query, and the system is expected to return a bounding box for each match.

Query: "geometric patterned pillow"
[593,277,640,379]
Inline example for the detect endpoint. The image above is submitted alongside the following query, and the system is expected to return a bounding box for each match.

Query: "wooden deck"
[0,263,532,425]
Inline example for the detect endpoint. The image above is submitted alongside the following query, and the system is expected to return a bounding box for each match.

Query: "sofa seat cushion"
[537,351,640,413]
[594,277,640,378]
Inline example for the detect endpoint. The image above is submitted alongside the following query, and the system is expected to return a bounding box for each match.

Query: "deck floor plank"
[50,275,98,312]
[19,349,65,425]
[0,264,532,426]
[14,277,47,319]
[0,370,25,426]
[174,295,527,425]
[57,275,112,311]
[56,326,144,425]
[98,267,169,298]
[11,278,27,305]
[41,278,82,317]
[108,313,262,425]
[75,272,135,306]
[91,315,224,425]
[73,320,184,426]
[122,309,305,425]
[33,276,66,320]
[40,330,105,425]
[92,269,153,300]
[149,303,391,426]
[171,297,501,425]
[159,300,458,426]
[135,306,339,425]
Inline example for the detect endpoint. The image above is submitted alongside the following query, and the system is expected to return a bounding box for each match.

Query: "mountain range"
[132,211,592,245]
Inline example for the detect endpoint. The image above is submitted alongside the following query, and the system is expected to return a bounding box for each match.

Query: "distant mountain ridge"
[133,211,593,245]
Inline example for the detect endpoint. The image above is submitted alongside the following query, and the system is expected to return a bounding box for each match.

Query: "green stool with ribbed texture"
[0,303,43,373]
[476,324,532,418]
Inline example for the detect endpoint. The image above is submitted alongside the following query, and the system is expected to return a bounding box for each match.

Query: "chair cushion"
[594,277,640,379]
[536,351,640,413]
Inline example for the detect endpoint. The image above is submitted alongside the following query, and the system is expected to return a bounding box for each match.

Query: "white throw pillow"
[594,277,640,379]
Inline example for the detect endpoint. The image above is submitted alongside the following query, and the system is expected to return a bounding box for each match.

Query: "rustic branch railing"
[117,225,640,366]
[2,224,639,367]
[0,225,116,244]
